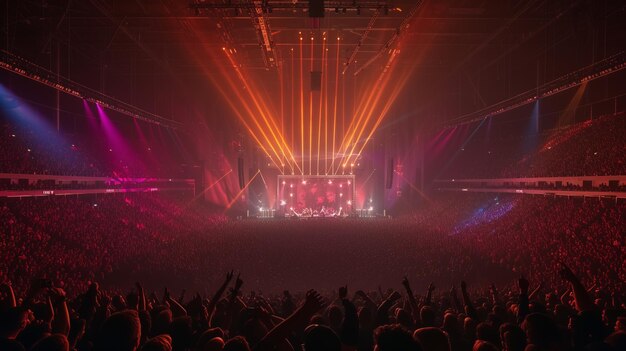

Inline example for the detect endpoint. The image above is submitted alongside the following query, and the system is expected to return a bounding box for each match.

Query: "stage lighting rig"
[0,50,182,129]
[190,1,392,15]
[446,51,626,128]
[352,0,423,76]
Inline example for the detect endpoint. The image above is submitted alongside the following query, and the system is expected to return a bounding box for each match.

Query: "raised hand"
[164,287,171,301]
[518,276,530,293]
[225,270,234,283]
[49,287,66,301]
[559,264,577,282]
[388,290,402,301]
[339,285,348,300]
[234,274,243,291]
[354,290,367,298]
[302,289,324,314]
[428,282,435,292]
[401,276,411,290]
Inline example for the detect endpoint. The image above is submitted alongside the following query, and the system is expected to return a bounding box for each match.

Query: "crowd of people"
[0,121,189,178]
[1,192,624,350]
[440,112,626,179]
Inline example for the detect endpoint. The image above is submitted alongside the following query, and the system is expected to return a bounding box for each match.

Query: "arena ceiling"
[4,0,566,79]
[2,0,625,128]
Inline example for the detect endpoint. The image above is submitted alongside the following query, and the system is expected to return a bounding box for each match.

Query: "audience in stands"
[440,112,626,179]
[1,192,625,350]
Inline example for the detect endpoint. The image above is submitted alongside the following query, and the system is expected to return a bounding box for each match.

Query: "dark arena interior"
[0,1,625,350]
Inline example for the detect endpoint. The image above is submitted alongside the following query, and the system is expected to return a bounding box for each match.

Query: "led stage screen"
[276,175,355,217]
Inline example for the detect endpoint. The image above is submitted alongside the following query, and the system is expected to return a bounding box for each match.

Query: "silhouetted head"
[222,336,250,351]
[140,334,172,351]
[303,324,341,351]
[476,322,499,345]
[30,334,69,351]
[522,313,559,349]
[169,316,193,351]
[327,305,343,331]
[96,310,141,351]
[604,331,626,351]
[442,313,460,336]
[503,329,526,351]
[196,327,225,349]
[413,327,450,351]
[202,337,225,351]
[472,340,499,351]
[421,306,436,327]
[0,307,30,339]
[374,324,422,351]
[464,317,477,341]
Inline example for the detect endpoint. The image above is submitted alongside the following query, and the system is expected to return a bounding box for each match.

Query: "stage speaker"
[311,71,322,91]
[237,157,245,189]
[308,0,324,17]
[386,158,394,189]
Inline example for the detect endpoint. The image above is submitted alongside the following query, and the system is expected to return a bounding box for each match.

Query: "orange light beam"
[340,70,346,173]
[186,169,233,206]
[235,64,300,175]
[222,51,286,164]
[258,169,269,190]
[317,36,326,175]
[324,41,329,174]
[208,55,283,169]
[225,170,261,210]
[224,51,296,173]
[279,60,285,174]
[357,168,376,192]
[336,74,383,172]
[221,70,285,168]
[300,36,304,175]
[330,36,340,174]
[343,76,390,166]
[336,70,384,165]
[188,25,295,173]
[309,35,314,175]
[351,69,408,164]
[290,48,295,172]
[399,173,432,203]
[343,50,402,167]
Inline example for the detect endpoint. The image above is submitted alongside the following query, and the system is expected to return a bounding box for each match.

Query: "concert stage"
[275,175,355,218]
